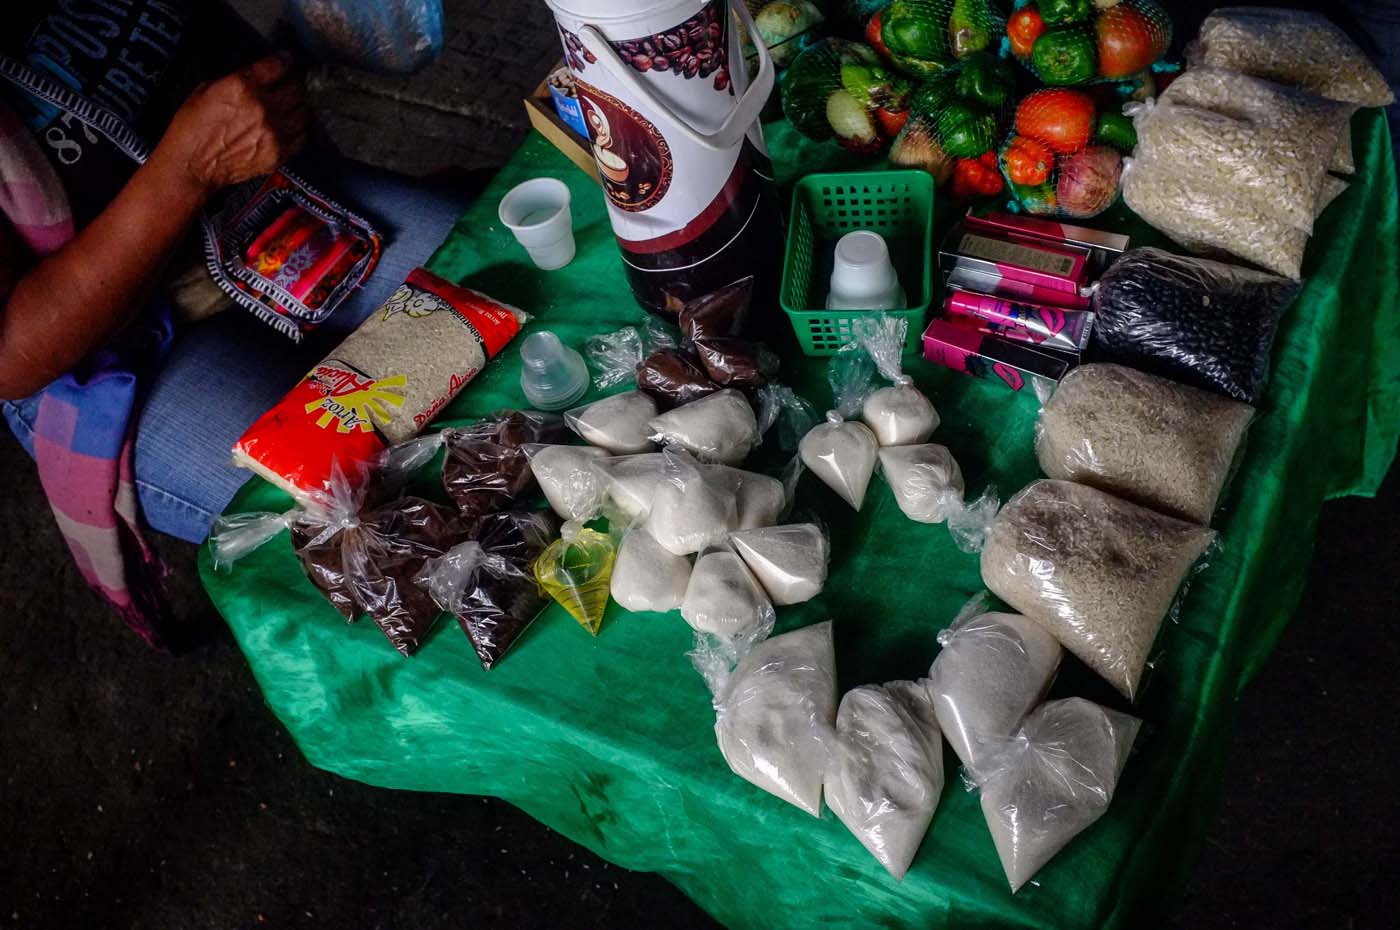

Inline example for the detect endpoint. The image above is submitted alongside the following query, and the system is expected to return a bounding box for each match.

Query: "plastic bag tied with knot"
[647,389,760,465]
[418,510,559,669]
[586,316,678,391]
[533,520,616,635]
[975,697,1141,892]
[703,620,837,817]
[824,679,945,880]
[798,345,880,510]
[852,313,939,446]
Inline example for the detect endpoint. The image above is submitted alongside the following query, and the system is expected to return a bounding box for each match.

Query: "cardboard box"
[523,65,599,182]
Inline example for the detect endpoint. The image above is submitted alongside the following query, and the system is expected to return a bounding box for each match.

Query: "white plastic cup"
[826,229,906,311]
[499,178,576,271]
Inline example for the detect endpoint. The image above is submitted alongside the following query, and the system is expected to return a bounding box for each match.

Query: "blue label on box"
[548,85,590,140]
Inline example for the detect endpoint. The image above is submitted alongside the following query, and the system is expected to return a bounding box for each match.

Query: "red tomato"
[1096,4,1170,79]
[876,106,909,137]
[1007,6,1046,60]
[865,11,891,61]
[1015,88,1096,154]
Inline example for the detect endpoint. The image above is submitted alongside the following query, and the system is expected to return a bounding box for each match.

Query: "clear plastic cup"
[499,178,575,271]
[519,331,589,410]
[826,230,906,311]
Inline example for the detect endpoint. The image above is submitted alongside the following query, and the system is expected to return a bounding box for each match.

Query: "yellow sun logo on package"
[304,366,408,433]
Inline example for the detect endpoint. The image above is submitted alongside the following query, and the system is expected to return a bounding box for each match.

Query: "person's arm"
[0,55,308,400]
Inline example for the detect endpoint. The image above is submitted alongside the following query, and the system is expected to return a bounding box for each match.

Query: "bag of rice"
[232,268,526,499]
[610,516,692,613]
[824,681,944,881]
[565,390,658,454]
[977,698,1141,892]
[927,611,1062,780]
[1187,7,1394,107]
[647,449,740,556]
[1037,364,1255,525]
[878,444,965,524]
[1090,248,1297,404]
[728,523,828,606]
[648,389,760,465]
[709,621,837,816]
[980,479,1215,698]
[523,444,609,521]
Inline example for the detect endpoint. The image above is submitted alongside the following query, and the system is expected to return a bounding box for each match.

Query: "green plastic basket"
[780,170,935,356]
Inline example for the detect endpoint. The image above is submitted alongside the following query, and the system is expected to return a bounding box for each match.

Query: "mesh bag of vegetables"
[889,51,1014,199]
[998,87,1135,218]
[781,38,913,153]
[860,0,1008,78]
[751,1,826,68]
[1005,0,1171,86]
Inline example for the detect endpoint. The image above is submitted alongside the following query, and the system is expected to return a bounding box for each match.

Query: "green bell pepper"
[882,0,951,65]
[937,101,997,158]
[1031,26,1097,84]
[1040,0,1094,25]
[949,0,996,59]
[954,52,1015,109]
[1094,110,1138,151]
[840,62,911,110]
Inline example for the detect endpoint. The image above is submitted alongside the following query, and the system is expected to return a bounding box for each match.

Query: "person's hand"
[154,54,309,196]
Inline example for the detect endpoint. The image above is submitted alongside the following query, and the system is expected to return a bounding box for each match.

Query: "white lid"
[545,0,701,28]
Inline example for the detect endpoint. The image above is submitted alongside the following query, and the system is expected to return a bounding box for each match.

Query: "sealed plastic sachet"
[728,523,829,606]
[927,607,1063,780]
[981,479,1216,698]
[976,697,1141,892]
[418,510,559,669]
[1036,364,1255,524]
[591,453,666,520]
[533,520,617,635]
[852,314,939,446]
[636,348,721,409]
[711,467,787,531]
[824,680,944,881]
[647,389,760,465]
[799,345,881,510]
[678,277,752,344]
[708,621,837,816]
[565,390,658,455]
[647,448,740,556]
[681,549,776,639]
[585,316,678,390]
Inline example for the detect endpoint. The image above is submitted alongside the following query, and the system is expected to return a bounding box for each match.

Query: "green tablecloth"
[199,110,1399,929]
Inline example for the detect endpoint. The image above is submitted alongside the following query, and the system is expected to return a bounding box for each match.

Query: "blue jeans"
[3,158,469,544]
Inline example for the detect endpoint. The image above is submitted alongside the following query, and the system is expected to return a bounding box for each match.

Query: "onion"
[1056,145,1123,218]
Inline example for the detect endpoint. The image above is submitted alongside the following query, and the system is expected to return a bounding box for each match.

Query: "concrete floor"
[3,2,1398,928]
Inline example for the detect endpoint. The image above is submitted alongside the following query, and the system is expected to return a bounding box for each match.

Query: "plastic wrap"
[533,521,616,635]
[585,317,678,390]
[434,412,570,519]
[709,621,837,816]
[888,51,1014,198]
[1000,88,1130,219]
[728,523,829,606]
[682,549,776,638]
[926,609,1062,779]
[799,345,881,510]
[565,390,659,455]
[824,680,944,880]
[647,389,760,465]
[756,383,821,455]
[523,444,609,521]
[780,38,911,154]
[977,698,1141,892]
[712,467,788,531]
[610,517,692,613]
[591,453,666,520]
[289,0,444,74]
[418,511,559,670]
[1187,7,1394,107]
[636,348,719,408]
[209,509,299,572]
[1036,364,1255,524]
[647,449,740,556]
[693,338,778,390]
[1090,247,1297,404]
[1005,0,1171,85]
[679,277,752,343]
[980,479,1215,698]
[853,314,939,446]
[878,443,965,524]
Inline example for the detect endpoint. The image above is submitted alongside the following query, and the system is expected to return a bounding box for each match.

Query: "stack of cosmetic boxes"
[923,212,1128,393]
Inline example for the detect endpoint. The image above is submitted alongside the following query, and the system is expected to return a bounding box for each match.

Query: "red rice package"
[232,268,528,499]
